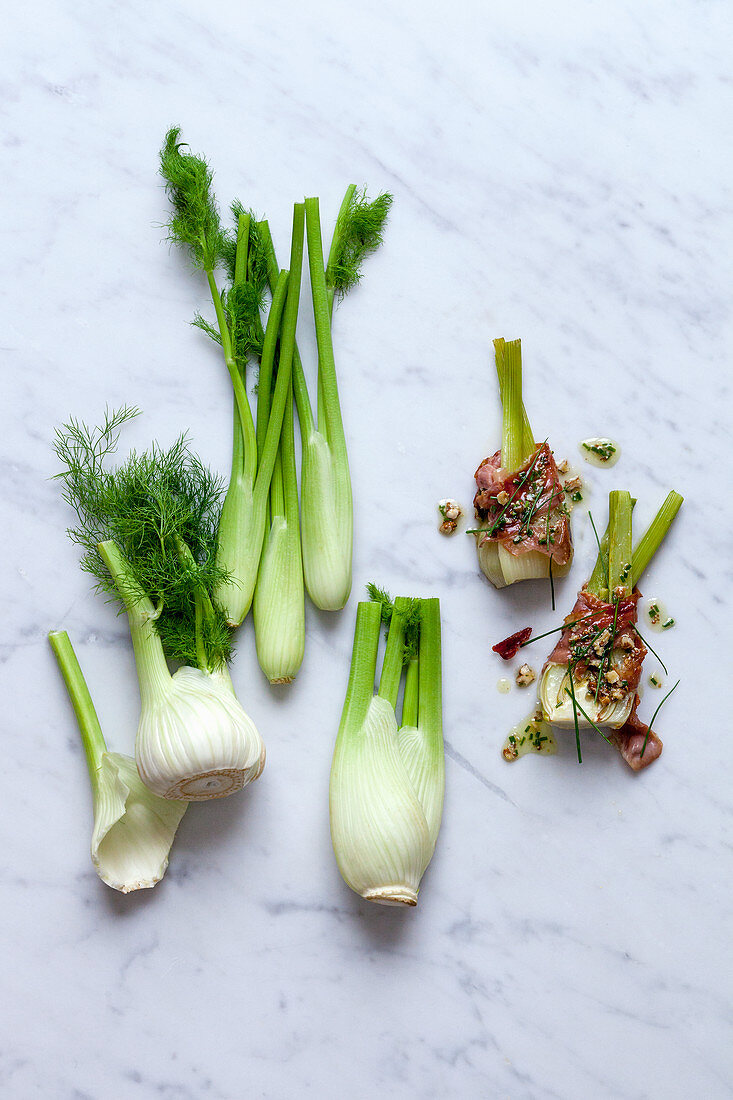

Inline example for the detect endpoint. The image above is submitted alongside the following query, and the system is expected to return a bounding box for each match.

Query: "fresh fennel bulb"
[49,630,186,892]
[103,541,265,801]
[330,595,444,906]
[53,410,265,802]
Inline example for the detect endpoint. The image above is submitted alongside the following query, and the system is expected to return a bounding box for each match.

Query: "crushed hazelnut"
[496,490,509,505]
[605,668,620,685]
[617,634,634,649]
[515,663,536,687]
[438,499,463,535]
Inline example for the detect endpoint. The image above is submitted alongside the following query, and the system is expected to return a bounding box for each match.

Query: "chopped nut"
[438,498,463,535]
[610,688,626,701]
[515,663,536,687]
[563,475,582,493]
[593,629,611,656]
[496,490,509,506]
[617,634,634,649]
[557,459,569,475]
[605,668,620,685]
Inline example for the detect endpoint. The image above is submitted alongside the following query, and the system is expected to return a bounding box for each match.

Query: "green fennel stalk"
[261,187,392,611]
[251,206,306,682]
[48,630,186,891]
[160,128,290,626]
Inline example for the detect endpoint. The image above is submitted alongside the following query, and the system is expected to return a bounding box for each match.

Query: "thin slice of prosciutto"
[608,695,663,771]
[473,444,571,565]
[543,588,646,695]
[543,587,664,769]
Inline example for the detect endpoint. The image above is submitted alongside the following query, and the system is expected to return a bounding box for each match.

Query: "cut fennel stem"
[300,196,353,609]
[99,540,265,800]
[48,630,186,892]
[329,597,444,906]
[262,187,391,611]
[252,205,306,682]
[214,265,294,625]
[253,379,305,682]
[262,218,352,612]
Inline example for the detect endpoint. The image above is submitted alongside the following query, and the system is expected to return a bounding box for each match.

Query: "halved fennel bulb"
[540,662,634,729]
[477,533,572,588]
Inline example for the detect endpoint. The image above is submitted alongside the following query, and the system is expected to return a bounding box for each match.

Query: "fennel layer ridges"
[329,595,444,906]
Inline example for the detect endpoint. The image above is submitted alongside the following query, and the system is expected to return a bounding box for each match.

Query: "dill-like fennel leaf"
[399,598,422,663]
[192,312,223,345]
[159,127,226,272]
[327,188,393,297]
[225,283,266,366]
[222,202,270,291]
[366,582,394,623]
[54,410,232,669]
[366,583,420,662]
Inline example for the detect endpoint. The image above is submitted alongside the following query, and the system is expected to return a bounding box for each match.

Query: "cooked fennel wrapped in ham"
[538,489,682,768]
[472,339,573,589]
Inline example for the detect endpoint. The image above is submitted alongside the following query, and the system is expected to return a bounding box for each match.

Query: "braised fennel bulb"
[329,592,444,906]
[48,630,186,891]
[264,187,392,611]
[538,489,682,752]
[54,410,264,800]
[472,339,573,592]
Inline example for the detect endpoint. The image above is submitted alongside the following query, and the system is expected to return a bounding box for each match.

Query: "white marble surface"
[3,0,731,1096]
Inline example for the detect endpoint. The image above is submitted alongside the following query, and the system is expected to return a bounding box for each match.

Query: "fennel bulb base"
[163,751,266,801]
[477,537,572,588]
[362,885,418,907]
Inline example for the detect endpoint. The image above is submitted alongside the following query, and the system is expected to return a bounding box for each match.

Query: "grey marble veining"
[2,0,731,1097]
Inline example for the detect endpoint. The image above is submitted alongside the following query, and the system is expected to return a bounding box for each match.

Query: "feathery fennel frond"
[366,582,394,623]
[327,188,393,297]
[224,282,266,366]
[159,127,226,272]
[192,313,223,345]
[221,202,270,292]
[54,410,232,668]
[366,582,420,660]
